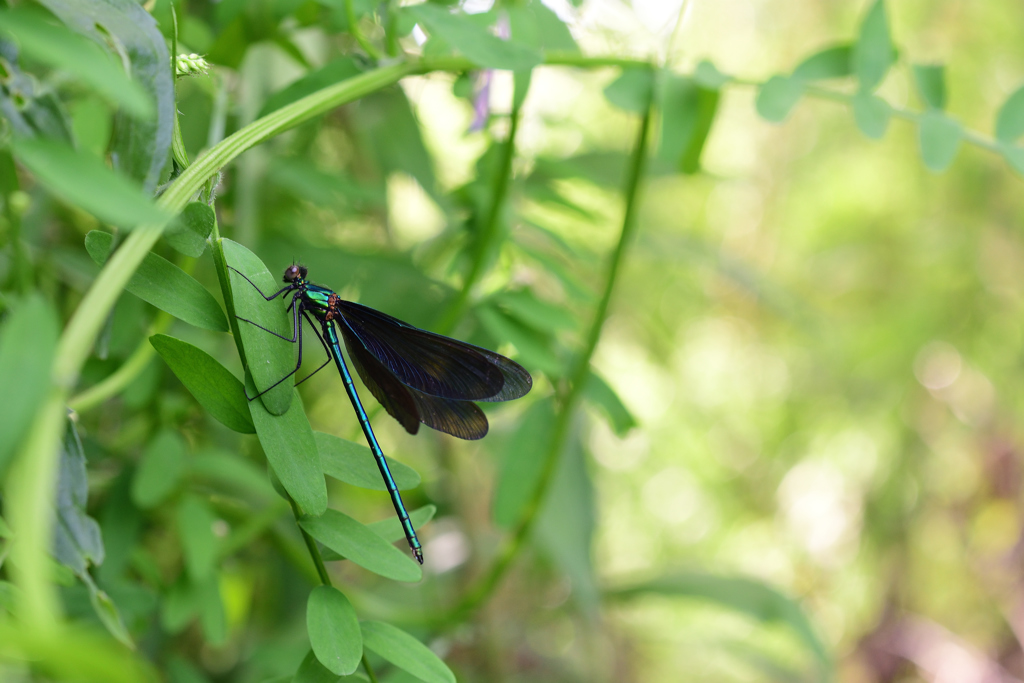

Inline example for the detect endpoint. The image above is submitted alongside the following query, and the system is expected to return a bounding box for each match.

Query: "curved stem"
[448,76,656,622]
[435,78,527,334]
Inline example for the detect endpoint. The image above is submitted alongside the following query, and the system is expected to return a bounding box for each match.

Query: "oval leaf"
[852,91,891,139]
[321,506,437,561]
[149,334,254,434]
[132,430,187,508]
[996,84,1024,144]
[222,238,295,416]
[853,0,893,92]
[249,387,327,517]
[792,44,853,81]
[361,621,455,683]
[0,295,58,478]
[755,76,802,123]
[307,586,362,676]
[604,67,655,113]
[918,110,962,172]
[165,202,215,258]
[315,432,420,491]
[85,232,228,331]
[299,509,421,582]
[176,495,218,581]
[13,138,170,229]
[912,64,946,110]
[406,3,541,71]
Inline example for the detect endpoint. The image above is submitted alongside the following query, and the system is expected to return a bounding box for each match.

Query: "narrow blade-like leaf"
[315,432,420,491]
[361,621,455,683]
[299,509,421,582]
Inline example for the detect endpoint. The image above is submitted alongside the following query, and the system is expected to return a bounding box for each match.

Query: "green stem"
[449,76,656,622]
[362,654,381,683]
[435,81,527,334]
[345,0,382,60]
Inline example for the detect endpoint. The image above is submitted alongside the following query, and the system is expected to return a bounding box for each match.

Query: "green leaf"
[1000,144,1024,176]
[851,91,891,139]
[38,0,175,191]
[793,45,853,81]
[249,388,327,517]
[694,60,729,89]
[491,289,576,334]
[405,4,541,71]
[223,238,295,415]
[604,67,655,113]
[307,586,362,675]
[165,202,215,258]
[150,335,254,434]
[176,494,218,581]
[366,505,437,544]
[0,44,74,142]
[299,509,421,582]
[995,84,1024,143]
[918,110,961,172]
[259,57,362,118]
[0,8,153,119]
[321,506,437,561]
[12,138,170,230]
[85,232,227,331]
[361,621,455,683]
[853,0,894,92]
[913,64,946,109]
[657,74,720,174]
[536,431,597,610]
[315,432,420,491]
[83,576,133,649]
[755,76,802,123]
[506,2,579,53]
[604,572,832,675]
[475,304,562,377]
[53,416,105,575]
[132,430,187,509]
[582,371,636,436]
[0,295,58,479]
[294,649,369,683]
[493,399,556,528]
[197,575,226,646]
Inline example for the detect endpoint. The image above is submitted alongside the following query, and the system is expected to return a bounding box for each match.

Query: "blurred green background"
[5,0,1024,681]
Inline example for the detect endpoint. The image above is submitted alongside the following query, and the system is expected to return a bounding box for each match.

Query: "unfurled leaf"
[307,586,361,675]
[853,0,894,92]
[176,495,218,581]
[223,239,295,415]
[793,45,853,81]
[165,202,215,258]
[315,432,420,491]
[494,399,556,528]
[995,84,1024,144]
[85,232,227,331]
[0,295,58,478]
[918,110,961,172]
[38,0,174,191]
[249,387,327,517]
[406,4,541,71]
[13,138,170,229]
[0,8,152,118]
[605,571,831,675]
[582,371,636,436]
[299,509,421,582]
[321,506,437,561]
[913,64,946,109]
[0,39,74,141]
[53,416,105,575]
[132,430,187,508]
[755,76,802,123]
[150,334,254,434]
[851,91,891,139]
[361,621,455,683]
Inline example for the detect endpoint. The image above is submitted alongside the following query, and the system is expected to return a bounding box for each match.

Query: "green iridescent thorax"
[301,285,333,316]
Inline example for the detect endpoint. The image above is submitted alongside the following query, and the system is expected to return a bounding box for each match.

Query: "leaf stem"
[448,74,656,621]
[362,654,381,683]
[435,78,527,334]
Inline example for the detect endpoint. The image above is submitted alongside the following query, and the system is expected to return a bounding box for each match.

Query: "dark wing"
[341,324,490,440]
[336,300,532,402]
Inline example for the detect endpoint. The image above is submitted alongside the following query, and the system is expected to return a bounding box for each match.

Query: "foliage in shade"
[165,202,215,258]
[85,232,228,331]
[131,429,187,508]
